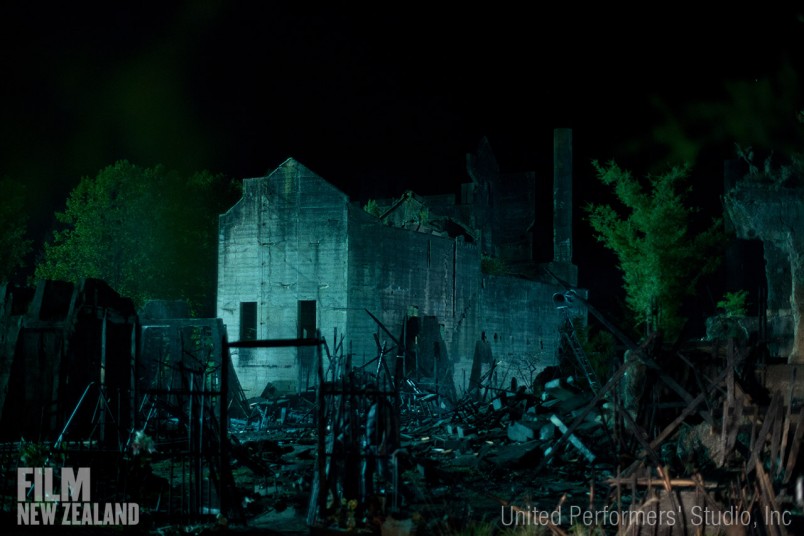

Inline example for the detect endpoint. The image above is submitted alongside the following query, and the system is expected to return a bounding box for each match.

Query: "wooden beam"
[553,288,712,425]
[756,460,788,536]
[783,407,804,484]
[227,337,322,348]
[770,400,784,475]
[365,308,401,348]
[724,395,744,466]
[747,391,782,474]
[605,477,717,488]
[778,367,796,477]
[624,368,728,476]
[535,352,632,472]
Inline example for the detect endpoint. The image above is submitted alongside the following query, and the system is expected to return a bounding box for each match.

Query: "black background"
[2,3,801,319]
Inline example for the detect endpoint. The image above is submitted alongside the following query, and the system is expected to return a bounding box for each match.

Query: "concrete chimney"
[550,128,578,286]
[553,128,572,263]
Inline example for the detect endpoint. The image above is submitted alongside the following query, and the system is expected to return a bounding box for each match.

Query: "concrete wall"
[346,205,482,370]
[491,171,536,262]
[469,276,564,392]
[218,159,349,396]
[219,159,575,397]
[346,206,566,396]
[725,182,804,363]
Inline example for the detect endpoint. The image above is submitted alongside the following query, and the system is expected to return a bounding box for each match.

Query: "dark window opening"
[297,300,317,392]
[298,300,316,338]
[240,302,257,341]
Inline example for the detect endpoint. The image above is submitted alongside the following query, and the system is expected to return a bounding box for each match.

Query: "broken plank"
[770,400,784,475]
[778,367,796,478]
[563,289,710,424]
[783,406,804,484]
[724,395,744,466]
[624,368,728,476]
[618,402,662,467]
[605,477,717,488]
[747,391,782,474]
[757,460,788,536]
[536,352,633,472]
[719,395,730,468]
[650,364,714,426]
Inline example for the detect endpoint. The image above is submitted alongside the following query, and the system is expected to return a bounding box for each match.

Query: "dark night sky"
[1,3,802,310]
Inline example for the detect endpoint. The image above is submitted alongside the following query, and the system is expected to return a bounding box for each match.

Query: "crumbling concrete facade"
[725,170,804,364]
[218,132,582,397]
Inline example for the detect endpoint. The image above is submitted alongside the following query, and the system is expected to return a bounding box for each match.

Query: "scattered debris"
[1,290,803,535]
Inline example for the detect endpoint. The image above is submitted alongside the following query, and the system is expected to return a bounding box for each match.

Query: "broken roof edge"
[371,189,482,240]
[219,157,351,220]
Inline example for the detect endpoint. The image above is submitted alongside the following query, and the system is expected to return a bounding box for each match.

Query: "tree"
[0,178,32,284]
[643,61,802,169]
[35,161,239,314]
[585,161,722,338]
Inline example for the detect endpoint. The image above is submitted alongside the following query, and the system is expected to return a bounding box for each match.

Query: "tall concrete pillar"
[549,128,578,286]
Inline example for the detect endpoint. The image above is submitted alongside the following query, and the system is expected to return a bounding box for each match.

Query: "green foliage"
[716,290,749,317]
[35,160,240,314]
[649,62,802,167]
[585,161,723,338]
[417,206,430,227]
[575,321,617,383]
[0,178,33,283]
[363,198,382,217]
[481,254,508,275]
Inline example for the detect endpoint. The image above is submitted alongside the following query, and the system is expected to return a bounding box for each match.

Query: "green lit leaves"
[35,161,239,314]
[586,161,723,338]
[0,178,32,283]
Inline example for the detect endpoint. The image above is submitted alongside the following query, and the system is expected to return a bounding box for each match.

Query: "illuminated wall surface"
[217,158,580,397]
[725,178,804,364]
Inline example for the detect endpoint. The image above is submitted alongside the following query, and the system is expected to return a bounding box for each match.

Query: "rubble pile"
[223,326,804,535]
[1,286,802,535]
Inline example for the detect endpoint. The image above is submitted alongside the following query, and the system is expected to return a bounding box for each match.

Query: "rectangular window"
[240,302,257,341]
[297,300,316,338]
[297,300,317,392]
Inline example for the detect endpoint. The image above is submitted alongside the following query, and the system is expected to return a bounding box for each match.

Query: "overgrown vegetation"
[585,161,723,339]
[0,178,32,284]
[417,206,430,228]
[35,161,240,315]
[363,198,382,217]
[716,289,749,317]
[575,322,618,383]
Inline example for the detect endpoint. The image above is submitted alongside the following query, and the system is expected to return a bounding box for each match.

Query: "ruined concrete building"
[217,129,583,398]
[725,158,804,365]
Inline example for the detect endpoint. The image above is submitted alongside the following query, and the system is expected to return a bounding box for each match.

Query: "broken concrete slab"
[545,414,596,463]
[507,421,536,442]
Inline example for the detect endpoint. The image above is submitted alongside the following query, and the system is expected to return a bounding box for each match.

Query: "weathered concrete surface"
[218,158,576,397]
[725,182,804,363]
[218,158,349,395]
